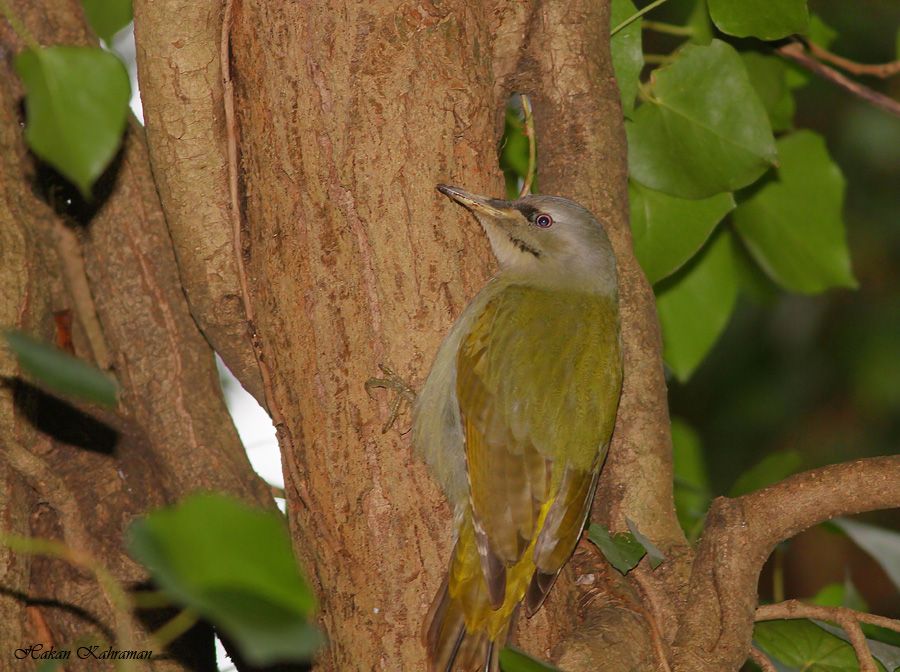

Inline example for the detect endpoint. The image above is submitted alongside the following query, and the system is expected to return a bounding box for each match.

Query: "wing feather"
[456,285,622,612]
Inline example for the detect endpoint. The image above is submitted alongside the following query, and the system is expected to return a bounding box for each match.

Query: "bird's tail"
[423,574,508,672]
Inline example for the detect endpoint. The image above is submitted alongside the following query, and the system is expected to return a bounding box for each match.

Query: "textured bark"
[0,1,273,668]
[132,0,266,406]
[228,0,672,668]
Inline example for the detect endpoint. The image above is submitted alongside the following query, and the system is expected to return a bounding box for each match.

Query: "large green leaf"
[814,621,900,672]
[734,131,857,294]
[610,0,643,117]
[15,46,130,197]
[587,523,646,575]
[671,417,710,540]
[81,0,133,43]
[755,619,886,672]
[729,450,803,497]
[128,494,320,665]
[708,0,809,40]
[656,231,739,381]
[741,52,795,133]
[832,518,900,592]
[3,330,118,407]
[627,40,777,199]
[629,180,734,284]
[500,646,560,672]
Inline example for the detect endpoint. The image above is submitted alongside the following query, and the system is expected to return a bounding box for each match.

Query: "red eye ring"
[535,213,553,228]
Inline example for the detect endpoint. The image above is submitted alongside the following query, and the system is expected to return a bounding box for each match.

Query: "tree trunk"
[226,0,676,669]
[0,2,274,669]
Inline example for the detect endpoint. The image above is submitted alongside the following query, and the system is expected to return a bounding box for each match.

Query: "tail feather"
[424,576,503,672]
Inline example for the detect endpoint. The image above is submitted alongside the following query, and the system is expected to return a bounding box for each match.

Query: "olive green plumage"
[414,186,623,672]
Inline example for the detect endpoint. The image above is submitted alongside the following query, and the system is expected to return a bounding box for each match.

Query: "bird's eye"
[535,213,553,228]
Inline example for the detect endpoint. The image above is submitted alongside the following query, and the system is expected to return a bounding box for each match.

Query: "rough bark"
[132,0,266,406]
[227,0,675,668]
[0,1,274,668]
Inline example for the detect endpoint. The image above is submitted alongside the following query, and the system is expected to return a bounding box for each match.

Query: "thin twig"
[611,0,672,36]
[748,647,777,672]
[642,21,693,37]
[756,599,900,672]
[805,41,900,79]
[519,94,536,198]
[776,42,900,118]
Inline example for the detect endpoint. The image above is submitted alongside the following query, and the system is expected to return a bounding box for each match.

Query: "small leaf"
[741,52,795,133]
[15,46,130,197]
[587,523,645,575]
[3,330,117,407]
[810,580,867,612]
[729,450,803,497]
[708,0,809,41]
[656,231,739,381]
[755,619,886,672]
[807,14,838,49]
[128,493,319,665]
[500,646,561,672]
[625,518,666,568]
[671,417,710,540]
[81,0,133,43]
[629,180,734,284]
[610,0,643,117]
[832,518,900,592]
[734,131,857,294]
[627,40,777,199]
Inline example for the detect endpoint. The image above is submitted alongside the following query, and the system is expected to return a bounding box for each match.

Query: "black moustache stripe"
[508,235,541,258]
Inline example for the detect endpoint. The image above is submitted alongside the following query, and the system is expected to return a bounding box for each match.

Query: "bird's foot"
[365,363,417,433]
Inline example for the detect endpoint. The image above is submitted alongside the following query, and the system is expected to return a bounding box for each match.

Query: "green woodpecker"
[414,185,623,672]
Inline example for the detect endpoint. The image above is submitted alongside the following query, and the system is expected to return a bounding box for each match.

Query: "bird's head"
[437,184,617,294]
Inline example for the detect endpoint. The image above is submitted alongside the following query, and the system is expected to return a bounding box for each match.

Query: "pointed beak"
[436,184,517,220]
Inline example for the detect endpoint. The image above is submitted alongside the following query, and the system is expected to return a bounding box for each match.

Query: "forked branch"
[671,455,900,672]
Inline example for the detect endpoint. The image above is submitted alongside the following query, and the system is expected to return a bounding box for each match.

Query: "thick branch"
[672,456,900,672]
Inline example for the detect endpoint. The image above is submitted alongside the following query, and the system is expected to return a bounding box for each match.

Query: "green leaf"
[741,52,795,133]
[708,0,809,40]
[587,523,646,575]
[810,580,867,612]
[755,619,886,672]
[500,107,529,199]
[627,40,777,199]
[807,14,838,49]
[81,0,133,43]
[733,131,857,294]
[500,646,561,672]
[128,493,320,665]
[687,0,714,45]
[629,180,734,284]
[15,46,130,197]
[671,417,710,540]
[832,518,900,592]
[610,0,643,117]
[3,330,118,407]
[656,231,739,381]
[729,450,803,497]
[813,621,900,672]
[625,518,666,568]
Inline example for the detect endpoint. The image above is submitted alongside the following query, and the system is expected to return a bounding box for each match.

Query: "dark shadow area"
[6,378,119,455]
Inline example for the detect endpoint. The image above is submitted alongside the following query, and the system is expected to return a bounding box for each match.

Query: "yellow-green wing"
[455,285,622,610]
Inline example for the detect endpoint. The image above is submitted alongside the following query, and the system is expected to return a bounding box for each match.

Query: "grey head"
[437,184,617,294]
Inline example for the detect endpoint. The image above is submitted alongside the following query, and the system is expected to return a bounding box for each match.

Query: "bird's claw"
[365,363,416,433]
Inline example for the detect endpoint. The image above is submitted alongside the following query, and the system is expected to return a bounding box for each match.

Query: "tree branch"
[776,42,900,118]
[756,599,900,672]
[804,40,900,79]
[672,456,900,672]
